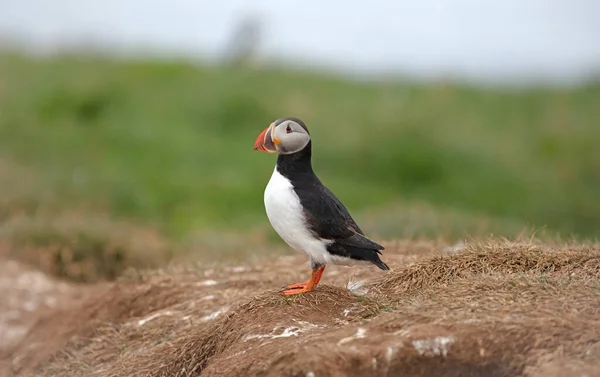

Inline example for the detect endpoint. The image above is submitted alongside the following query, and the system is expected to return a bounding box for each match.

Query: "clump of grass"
[0,212,169,282]
[375,237,600,295]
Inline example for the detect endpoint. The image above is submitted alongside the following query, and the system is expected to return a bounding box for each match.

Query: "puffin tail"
[327,243,390,271]
[372,256,390,271]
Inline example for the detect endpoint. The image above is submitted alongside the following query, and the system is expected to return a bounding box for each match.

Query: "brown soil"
[2,238,599,377]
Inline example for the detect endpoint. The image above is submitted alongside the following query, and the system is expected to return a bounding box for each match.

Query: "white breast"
[264,167,331,266]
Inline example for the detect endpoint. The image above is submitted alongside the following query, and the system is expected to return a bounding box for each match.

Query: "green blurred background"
[1,54,599,241]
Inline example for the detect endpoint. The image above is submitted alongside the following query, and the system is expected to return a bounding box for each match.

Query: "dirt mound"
[0,261,89,353]
[3,238,600,377]
[0,259,94,377]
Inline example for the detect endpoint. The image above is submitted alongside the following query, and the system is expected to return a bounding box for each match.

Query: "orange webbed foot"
[280,266,325,296]
[285,281,310,290]
[282,285,313,296]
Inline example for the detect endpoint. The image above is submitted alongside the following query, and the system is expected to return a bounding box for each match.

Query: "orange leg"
[314,265,326,285]
[283,266,326,296]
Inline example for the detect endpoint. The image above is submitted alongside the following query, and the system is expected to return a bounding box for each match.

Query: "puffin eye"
[286,125,293,133]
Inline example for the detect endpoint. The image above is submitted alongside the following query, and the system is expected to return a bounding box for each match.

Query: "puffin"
[253,117,389,295]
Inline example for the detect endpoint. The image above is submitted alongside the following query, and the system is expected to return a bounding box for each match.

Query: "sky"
[1,0,599,84]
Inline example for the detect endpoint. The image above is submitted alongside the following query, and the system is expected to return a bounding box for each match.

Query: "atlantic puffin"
[253,117,389,295]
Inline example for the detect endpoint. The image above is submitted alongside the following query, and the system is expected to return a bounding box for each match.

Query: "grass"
[1,52,599,241]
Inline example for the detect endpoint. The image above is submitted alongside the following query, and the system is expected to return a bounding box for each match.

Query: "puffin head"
[253,117,311,155]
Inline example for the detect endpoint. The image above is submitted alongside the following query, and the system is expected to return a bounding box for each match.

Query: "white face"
[271,119,311,154]
[254,119,311,155]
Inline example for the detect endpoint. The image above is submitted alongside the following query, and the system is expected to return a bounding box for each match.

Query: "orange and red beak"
[253,123,278,153]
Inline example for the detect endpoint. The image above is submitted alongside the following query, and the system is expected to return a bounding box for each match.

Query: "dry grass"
[377,238,600,293]
[2,238,599,377]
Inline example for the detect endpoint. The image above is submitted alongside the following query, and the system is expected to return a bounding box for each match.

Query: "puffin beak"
[253,123,278,153]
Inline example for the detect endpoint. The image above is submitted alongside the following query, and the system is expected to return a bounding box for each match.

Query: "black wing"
[293,183,388,270]
[293,184,372,243]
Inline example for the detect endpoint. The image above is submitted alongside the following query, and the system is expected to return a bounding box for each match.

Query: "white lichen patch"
[196,280,218,287]
[200,309,225,322]
[224,349,248,360]
[385,347,395,363]
[412,336,455,357]
[243,320,325,342]
[137,311,174,326]
[393,328,411,337]
[341,305,362,318]
[291,319,327,329]
[337,327,367,345]
[244,326,303,341]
